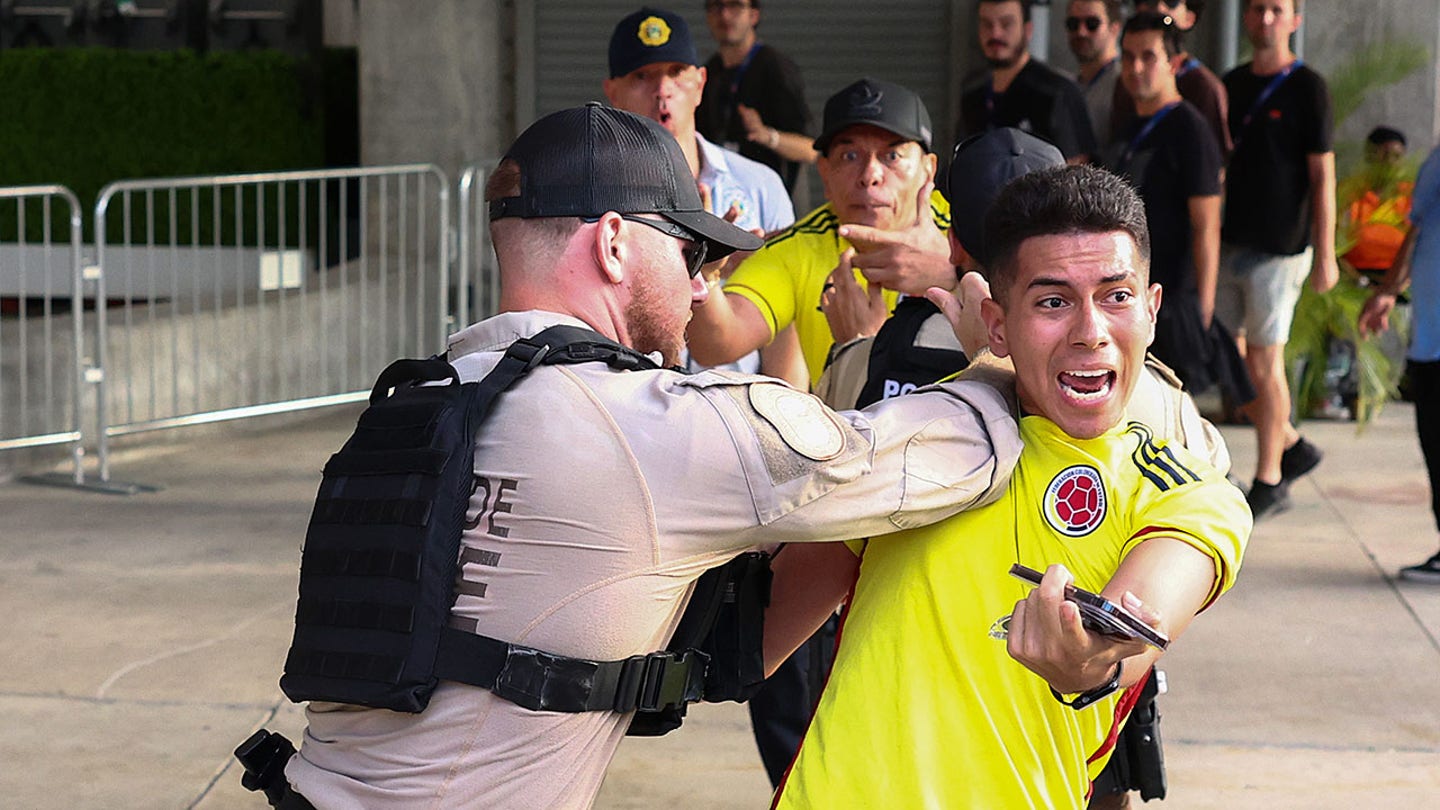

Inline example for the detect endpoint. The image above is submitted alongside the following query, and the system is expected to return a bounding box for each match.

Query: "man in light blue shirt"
[1360,142,1440,582]
[603,7,793,236]
[603,7,796,379]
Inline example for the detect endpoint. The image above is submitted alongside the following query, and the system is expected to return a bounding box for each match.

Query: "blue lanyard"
[727,43,763,100]
[1234,59,1302,150]
[1119,102,1180,171]
[1177,57,1200,78]
[1084,58,1117,90]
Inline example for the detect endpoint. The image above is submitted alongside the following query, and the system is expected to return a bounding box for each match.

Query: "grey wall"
[357,0,514,181]
[1301,0,1440,153]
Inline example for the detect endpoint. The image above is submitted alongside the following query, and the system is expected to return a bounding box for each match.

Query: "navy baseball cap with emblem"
[609,7,699,78]
[814,78,934,155]
[489,103,762,260]
[947,127,1064,266]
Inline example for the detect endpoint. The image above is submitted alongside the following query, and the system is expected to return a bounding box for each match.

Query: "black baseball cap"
[490,103,761,260]
[947,128,1064,266]
[609,7,699,79]
[813,78,934,155]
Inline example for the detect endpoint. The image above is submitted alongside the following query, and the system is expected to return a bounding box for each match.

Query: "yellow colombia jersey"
[775,416,1250,810]
[724,193,951,388]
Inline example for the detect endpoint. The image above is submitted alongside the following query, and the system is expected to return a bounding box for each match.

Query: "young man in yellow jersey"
[771,165,1252,808]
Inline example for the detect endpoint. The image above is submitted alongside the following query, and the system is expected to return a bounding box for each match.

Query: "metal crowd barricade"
[91,164,450,484]
[456,161,500,329]
[0,185,86,485]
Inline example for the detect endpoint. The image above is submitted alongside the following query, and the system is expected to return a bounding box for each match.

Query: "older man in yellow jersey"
[686,77,957,388]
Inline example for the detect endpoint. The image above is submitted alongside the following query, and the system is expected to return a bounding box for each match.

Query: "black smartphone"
[1008,563,1169,650]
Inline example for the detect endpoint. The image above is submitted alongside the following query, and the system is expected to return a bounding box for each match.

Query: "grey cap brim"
[662,209,764,259]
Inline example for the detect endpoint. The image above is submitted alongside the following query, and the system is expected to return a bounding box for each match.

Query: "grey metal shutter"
[525,1,956,208]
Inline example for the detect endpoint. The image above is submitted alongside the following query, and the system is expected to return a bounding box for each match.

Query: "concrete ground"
[2,402,1438,808]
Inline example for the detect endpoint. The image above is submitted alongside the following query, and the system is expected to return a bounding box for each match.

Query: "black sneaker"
[1247,479,1292,521]
[1280,437,1323,483]
[1399,553,1440,583]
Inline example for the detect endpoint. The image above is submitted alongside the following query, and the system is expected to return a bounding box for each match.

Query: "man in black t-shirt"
[1219,0,1336,520]
[958,0,1097,162]
[1104,11,1255,413]
[697,0,812,192]
[1114,0,1233,158]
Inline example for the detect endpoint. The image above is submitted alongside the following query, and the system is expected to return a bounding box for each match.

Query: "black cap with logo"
[947,128,1064,266]
[489,103,761,260]
[813,78,934,155]
[608,7,699,79]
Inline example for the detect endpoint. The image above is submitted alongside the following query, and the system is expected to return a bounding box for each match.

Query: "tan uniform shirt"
[287,310,1021,809]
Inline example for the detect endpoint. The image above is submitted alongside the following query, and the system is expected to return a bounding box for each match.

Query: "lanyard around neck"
[1234,59,1302,151]
[1119,101,1180,171]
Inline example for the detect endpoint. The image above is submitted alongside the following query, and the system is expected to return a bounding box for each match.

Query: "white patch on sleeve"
[748,383,846,461]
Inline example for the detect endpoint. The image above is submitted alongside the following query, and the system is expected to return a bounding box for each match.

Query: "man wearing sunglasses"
[1114,0,1232,158]
[959,0,1098,163]
[1064,0,1123,145]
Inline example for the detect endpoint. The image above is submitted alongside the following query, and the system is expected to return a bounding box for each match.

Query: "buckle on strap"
[611,650,708,713]
[504,339,552,371]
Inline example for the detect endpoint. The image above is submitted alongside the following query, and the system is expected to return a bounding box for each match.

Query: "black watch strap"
[1050,661,1122,711]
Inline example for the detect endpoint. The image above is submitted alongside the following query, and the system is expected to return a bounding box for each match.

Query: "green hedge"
[0,47,356,243]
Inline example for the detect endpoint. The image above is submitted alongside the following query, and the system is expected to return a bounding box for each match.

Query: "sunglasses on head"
[1065,16,1104,32]
[586,214,709,276]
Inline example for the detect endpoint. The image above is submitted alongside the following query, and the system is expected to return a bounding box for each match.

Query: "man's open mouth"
[1059,369,1115,402]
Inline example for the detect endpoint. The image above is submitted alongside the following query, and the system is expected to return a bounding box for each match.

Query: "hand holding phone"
[1009,563,1169,650]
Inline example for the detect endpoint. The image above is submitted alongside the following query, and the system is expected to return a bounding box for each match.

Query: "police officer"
[278,104,1026,808]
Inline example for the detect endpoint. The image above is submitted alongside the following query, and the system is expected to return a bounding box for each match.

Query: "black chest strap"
[430,326,708,714]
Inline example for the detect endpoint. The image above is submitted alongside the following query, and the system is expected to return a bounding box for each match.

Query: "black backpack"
[279,324,769,731]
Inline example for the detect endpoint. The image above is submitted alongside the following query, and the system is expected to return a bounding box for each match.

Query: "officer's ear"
[591,212,627,285]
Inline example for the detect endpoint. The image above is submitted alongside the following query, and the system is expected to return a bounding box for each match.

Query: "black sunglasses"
[1065,16,1104,32]
[586,214,709,277]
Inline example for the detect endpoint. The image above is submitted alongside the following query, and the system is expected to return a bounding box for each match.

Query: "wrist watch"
[1051,660,1122,711]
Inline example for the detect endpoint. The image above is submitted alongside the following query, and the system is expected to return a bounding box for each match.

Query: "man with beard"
[959,0,1097,163]
[277,103,1027,809]
[1065,0,1123,145]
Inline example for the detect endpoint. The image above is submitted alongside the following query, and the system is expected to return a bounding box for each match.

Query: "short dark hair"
[1087,0,1125,24]
[1122,10,1185,59]
[980,0,1031,23]
[1138,0,1206,20]
[983,165,1151,302]
[1367,126,1406,148]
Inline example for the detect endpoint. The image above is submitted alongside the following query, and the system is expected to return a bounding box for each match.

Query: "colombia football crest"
[1043,465,1107,537]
